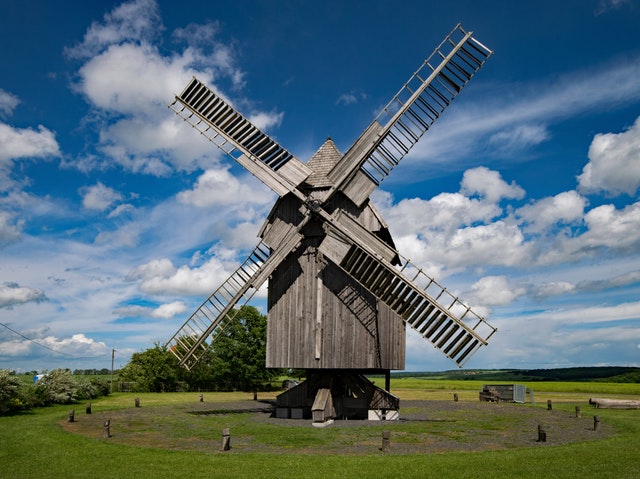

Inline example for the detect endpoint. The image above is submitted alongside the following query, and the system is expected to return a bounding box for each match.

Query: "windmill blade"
[318,226,496,367]
[170,77,311,199]
[166,227,303,370]
[327,24,492,207]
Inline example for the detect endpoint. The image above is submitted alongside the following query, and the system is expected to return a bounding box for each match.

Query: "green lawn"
[1,382,639,479]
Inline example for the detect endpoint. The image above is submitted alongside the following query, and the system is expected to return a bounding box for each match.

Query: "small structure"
[480,384,527,403]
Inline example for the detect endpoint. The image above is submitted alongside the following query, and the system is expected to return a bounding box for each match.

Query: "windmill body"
[166,24,497,421]
[262,139,406,372]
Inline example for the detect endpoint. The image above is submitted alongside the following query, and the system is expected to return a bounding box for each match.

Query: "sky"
[1,0,640,373]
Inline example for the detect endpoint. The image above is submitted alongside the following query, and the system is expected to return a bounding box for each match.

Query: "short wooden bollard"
[575,406,581,418]
[134,397,140,408]
[537,424,547,442]
[221,428,231,451]
[86,403,92,414]
[103,420,111,438]
[594,415,600,431]
[381,430,391,452]
[453,393,459,402]
[547,399,552,411]
[199,393,204,402]
[68,409,75,423]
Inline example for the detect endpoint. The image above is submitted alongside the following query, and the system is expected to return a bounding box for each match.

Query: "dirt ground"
[61,398,613,455]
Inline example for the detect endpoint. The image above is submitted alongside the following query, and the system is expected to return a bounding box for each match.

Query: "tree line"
[1,306,279,414]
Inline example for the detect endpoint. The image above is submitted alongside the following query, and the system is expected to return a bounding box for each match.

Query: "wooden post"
[537,424,546,442]
[221,428,231,451]
[67,409,75,423]
[547,399,552,411]
[135,397,140,407]
[199,393,204,402]
[253,391,258,401]
[575,406,581,418]
[86,403,92,414]
[103,420,111,438]
[381,430,391,452]
[453,393,459,402]
[593,415,600,431]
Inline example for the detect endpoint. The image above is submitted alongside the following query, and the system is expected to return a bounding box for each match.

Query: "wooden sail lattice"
[169,78,310,198]
[166,241,270,369]
[329,24,493,207]
[319,233,496,366]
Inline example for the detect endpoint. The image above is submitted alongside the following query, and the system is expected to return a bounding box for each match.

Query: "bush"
[0,369,23,414]
[35,369,78,405]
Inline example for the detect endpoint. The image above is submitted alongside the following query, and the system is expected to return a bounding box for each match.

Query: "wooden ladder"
[165,242,271,370]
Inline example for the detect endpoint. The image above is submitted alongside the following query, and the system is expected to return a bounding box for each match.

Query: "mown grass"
[1,382,639,478]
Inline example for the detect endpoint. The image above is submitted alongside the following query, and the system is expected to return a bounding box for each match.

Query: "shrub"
[0,369,23,414]
[35,369,78,405]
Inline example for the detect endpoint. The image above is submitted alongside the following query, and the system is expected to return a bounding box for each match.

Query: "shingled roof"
[304,137,342,188]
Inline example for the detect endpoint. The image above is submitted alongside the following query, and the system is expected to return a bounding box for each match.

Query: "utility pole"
[110,349,115,394]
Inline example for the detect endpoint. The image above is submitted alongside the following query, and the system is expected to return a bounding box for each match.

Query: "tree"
[119,343,179,392]
[208,306,279,392]
[118,306,279,392]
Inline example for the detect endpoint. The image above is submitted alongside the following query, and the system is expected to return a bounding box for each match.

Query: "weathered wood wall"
[264,194,406,370]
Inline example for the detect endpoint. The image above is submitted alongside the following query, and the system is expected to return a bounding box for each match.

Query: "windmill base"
[275,370,400,423]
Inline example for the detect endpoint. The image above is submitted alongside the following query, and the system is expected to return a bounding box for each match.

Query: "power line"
[0,321,76,358]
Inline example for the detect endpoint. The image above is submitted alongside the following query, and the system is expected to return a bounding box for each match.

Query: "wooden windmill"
[166,24,497,421]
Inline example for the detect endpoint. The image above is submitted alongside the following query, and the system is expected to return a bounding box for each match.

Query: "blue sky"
[1,0,640,372]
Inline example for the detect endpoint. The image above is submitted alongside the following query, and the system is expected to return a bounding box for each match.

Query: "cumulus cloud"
[460,166,525,203]
[0,124,60,164]
[80,182,123,211]
[127,253,238,296]
[0,333,110,358]
[177,168,272,207]
[64,0,255,177]
[578,116,640,196]
[538,201,640,264]
[469,275,526,306]
[0,89,20,118]
[0,282,47,308]
[516,190,586,234]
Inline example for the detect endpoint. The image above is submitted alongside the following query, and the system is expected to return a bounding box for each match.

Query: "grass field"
[1,379,639,479]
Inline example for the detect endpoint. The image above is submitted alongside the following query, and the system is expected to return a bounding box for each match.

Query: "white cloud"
[578,116,640,196]
[113,300,186,319]
[80,182,123,211]
[0,282,46,308]
[460,166,525,203]
[516,190,586,234]
[0,211,23,243]
[0,89,19,117]
[469,275,526,306]
[0,123,60,164]
[487,123,550,154]
[177,168,272,208]
[65,0,162,59]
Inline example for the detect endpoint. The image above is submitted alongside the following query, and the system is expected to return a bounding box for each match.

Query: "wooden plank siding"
[265,234,405,370]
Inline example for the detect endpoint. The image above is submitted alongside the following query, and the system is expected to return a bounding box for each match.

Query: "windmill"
[166,24,497,421]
